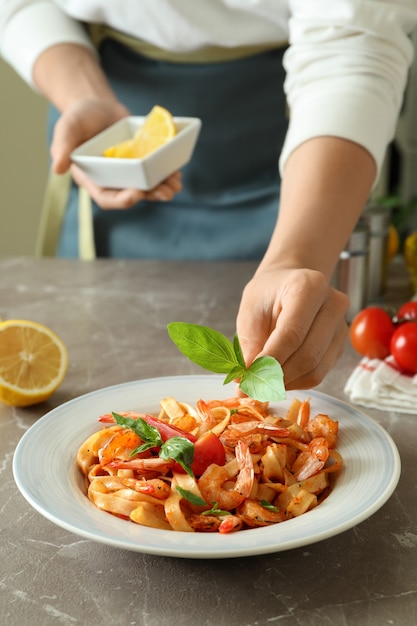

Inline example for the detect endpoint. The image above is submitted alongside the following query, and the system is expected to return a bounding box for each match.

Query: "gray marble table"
[1,257,416,626]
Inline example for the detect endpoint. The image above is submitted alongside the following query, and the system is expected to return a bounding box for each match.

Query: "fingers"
[50,98,130,174]
[278,290,349,389]
[260,272,342,361]
[70,165,183,210]
[70,164,147,208]
[146,172,183,201]
[51,115,78,174]
[237,268,350,390]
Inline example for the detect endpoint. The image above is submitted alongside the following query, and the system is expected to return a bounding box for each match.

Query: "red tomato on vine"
[349,307,395,359]
[396,300,417,322]
[390,322,417,375]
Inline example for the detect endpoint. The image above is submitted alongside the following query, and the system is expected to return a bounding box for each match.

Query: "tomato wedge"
[171,431,226,476]
[191,431,226,476]
[143,415,225,476]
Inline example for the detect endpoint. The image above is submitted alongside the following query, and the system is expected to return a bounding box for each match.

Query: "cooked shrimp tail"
[198,440,254,511]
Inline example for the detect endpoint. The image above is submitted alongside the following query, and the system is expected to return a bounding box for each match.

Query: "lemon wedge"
[103,105,177,159]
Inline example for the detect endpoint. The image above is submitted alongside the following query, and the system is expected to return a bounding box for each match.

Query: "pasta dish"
[77,396,342,533]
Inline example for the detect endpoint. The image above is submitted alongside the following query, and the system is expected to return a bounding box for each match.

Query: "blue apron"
[49,39,288,260]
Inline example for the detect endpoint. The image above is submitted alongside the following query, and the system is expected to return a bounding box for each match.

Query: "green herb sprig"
[175,487,231,516]
[259,499,279,512]
[112,412,195,476]
[167,322,285,403]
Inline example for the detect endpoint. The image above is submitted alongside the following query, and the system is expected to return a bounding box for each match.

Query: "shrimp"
[206,397,269,416]
[187,514,221,532]
[122,478,171,500]
[106,457,175,477]
[294,437,329,481]
[236,499,287,527]
[220,428,264,453]
[98,411,147,424]
[225,421,290,438]
[220,421,290,454]
[296,399,311,429]
[218,515,243,534]
[98,429,142,465]
[306,413,339,448]
[196,399,217,436]
[198,440,254,511]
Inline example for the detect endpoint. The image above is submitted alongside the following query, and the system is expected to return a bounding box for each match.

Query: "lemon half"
[0,319,68,407]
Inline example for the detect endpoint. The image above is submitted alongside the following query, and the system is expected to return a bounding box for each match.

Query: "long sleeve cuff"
[0,2,96,89]
[279,85,395,185]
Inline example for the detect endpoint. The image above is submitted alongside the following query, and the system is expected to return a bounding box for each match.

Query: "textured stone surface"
[1,257,415,626]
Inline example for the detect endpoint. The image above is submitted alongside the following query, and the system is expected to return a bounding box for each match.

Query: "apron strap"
[36,170,96,260]
[36,170,71,257]
[78,186,96,260]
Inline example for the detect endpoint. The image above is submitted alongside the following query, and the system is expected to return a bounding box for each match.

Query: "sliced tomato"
[173,431,226,477]
[144,415,225,475]
[191,431,226,476]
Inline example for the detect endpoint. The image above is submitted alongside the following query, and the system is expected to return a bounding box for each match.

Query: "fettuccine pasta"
[77,396,342,533]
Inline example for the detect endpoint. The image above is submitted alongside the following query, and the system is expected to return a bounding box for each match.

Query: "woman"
[1,1,416,389]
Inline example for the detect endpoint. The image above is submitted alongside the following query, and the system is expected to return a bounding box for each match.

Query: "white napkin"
[344,355,417,413]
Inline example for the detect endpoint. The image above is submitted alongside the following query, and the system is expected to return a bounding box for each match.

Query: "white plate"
[13,375,400,559]
[71,116,202,190]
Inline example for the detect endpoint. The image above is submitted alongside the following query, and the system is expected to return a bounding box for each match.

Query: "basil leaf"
[260,499,279,512]
[175,490,231,516]
[239,356,285,402]
[233,334,246,368]
[112,412,163,454]
[176,487,207,506]
[167,322,286,403]
[202,502,231,516]
[160,436,195,477]
[167,322,239,374]
[223,364,245,386]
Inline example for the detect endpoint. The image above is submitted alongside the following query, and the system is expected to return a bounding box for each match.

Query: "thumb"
[238,333,264,367]
[236,309,268,367]
[50,116,80,174]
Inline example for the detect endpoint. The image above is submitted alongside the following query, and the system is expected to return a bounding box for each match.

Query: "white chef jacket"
[1,0,416,179]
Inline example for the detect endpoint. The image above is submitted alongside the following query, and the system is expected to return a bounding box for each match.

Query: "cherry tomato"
[173,431,226,476]
[396,300,417,322]
[349,306,395,359]
[390,322,417,374]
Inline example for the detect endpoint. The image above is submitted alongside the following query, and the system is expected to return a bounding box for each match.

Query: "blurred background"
[0,58,48,256]
[0,31,416,258]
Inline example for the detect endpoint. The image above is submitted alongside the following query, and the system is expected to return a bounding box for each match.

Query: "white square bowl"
[70,115,202,190]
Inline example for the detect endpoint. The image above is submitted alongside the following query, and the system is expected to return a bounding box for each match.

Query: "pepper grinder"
[331,218,369,323]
